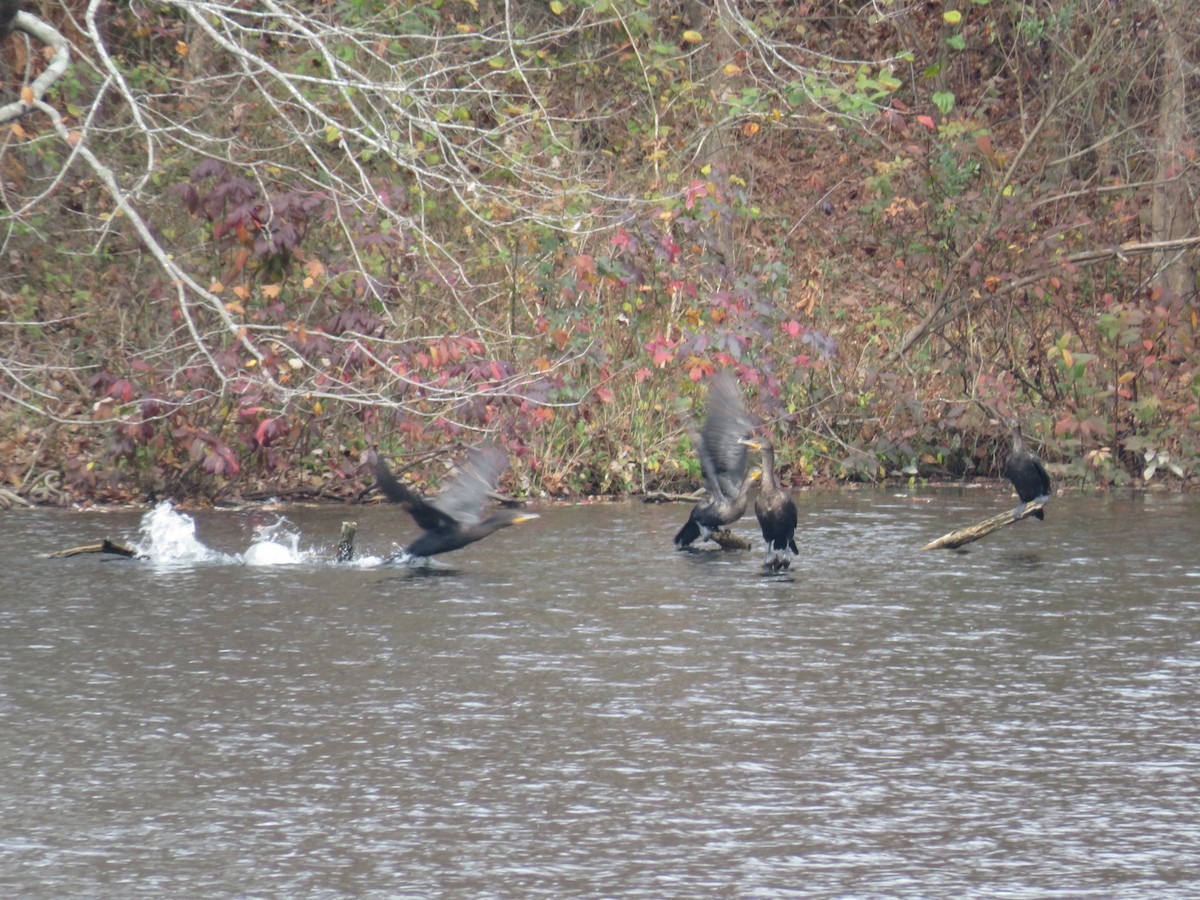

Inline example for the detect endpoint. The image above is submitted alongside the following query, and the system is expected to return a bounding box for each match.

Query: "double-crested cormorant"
[1003,423,1051,520]
[740,436,798,570]
[374,444,538,559]
[674,371,757,548]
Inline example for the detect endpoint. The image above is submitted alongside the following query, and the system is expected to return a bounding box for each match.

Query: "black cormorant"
[740,436,798,570]
[1003,424,1051,520]
[374,444,538,559]
[674,371,757,548]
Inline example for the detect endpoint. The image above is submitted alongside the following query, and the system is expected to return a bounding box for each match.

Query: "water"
[1,490,1198,897]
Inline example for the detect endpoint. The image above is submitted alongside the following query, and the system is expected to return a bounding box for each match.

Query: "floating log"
[334,521,357,562]
[712,529,753,551]
[643,489,706,504]
[49,539,140,559]
[921,500,1047,551]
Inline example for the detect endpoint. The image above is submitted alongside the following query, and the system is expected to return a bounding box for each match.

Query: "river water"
[1,489,1198,898]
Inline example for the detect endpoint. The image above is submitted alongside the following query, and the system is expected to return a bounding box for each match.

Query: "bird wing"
[374,453,458,531]
[699,371,752,499]
[689,428,726,499]
[1031,454,1052,495]
[430,444,509,527]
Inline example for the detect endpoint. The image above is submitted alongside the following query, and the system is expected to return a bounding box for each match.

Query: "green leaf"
[877,71,902,91]
[947,33,966,50]
[550,0,564,13]
[932,91,956,115]
[943,10,962,23]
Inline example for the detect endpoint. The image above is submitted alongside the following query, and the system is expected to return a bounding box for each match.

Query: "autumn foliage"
[0,0,1196,505]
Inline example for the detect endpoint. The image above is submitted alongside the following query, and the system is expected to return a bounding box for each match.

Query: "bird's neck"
[759,447,778,491]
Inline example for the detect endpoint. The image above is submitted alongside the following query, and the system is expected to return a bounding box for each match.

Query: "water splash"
[136,501,234,566]
[243,516,304,566]
[133,500,383,568]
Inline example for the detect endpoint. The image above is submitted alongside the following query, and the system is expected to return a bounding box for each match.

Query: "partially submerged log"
[712,529,753,551]
[644,489,705,504]
[334,521,357,562]
[921,500,1047,551]
[49,539,140,559]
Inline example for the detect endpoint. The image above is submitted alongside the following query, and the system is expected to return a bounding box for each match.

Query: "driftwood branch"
[334,521,357,562]
[0,487,33,509]
[921,500,1047,550]
[711,529,753,550]
[48,539,140,559]
[643,489,705,503]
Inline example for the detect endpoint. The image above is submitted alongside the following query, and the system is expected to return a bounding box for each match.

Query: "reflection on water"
[1,491,1199,897]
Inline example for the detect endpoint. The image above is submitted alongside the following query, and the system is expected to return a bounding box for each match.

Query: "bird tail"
[1033,509,1045,521]
[674,517,700,548]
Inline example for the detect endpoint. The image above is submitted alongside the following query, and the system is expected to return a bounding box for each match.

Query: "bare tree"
[2,1,882,433]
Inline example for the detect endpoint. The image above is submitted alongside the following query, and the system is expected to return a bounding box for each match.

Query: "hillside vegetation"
[1,0,1197,505]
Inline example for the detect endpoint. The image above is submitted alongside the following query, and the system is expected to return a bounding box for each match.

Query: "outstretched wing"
[699,371,752,499]
[374,453,458,531]
[431,444,509,527]
[689,428,725,500]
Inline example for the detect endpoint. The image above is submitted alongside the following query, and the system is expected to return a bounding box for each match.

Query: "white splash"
[243,516,304,566]
[135,501,234,565]
[133,501,381,568]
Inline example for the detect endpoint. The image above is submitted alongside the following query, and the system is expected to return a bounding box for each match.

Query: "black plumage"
[674,371,757,548]
[740,436,798,570]
[1002,424,1051,520]
[374,444,538,559]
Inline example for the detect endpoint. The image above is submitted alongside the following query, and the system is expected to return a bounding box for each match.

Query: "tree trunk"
[686,0,738,268]
[1151,0,1197,321]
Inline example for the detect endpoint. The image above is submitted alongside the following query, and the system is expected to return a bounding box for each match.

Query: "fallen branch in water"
[334,521,357,562]
[711,529,753,551]
[921,500,1047,551]
[643,489,705,503]
[48,539,140,559]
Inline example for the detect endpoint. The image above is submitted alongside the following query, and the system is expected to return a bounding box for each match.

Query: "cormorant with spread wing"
[740,435,798,570]
[674,371,757,548]
[1003,423,1051,520]
[374,444,538,559]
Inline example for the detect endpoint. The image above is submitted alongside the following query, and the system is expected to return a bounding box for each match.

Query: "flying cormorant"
[374,444,538,559]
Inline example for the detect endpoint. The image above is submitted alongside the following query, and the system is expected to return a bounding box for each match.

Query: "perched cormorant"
[674,371,757,548]
[740,436,798,570]
[374,444,538,559]
[1003,424,1051,520]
